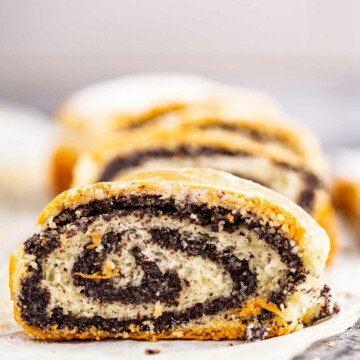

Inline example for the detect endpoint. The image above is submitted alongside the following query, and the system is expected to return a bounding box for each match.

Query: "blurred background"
[0,0,359,147]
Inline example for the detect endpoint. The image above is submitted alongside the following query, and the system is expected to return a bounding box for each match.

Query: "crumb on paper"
[312,357,321,360]
[0,324,5,328]
[145,347,162,355]
[329,342,335,347]
[228,343,233,346]
[353,346,359,350]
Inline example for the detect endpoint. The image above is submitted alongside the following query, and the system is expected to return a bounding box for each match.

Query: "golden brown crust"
[9,253,16,301]
[312,190,339,266]
[10,316,294,342]
[51,145,80,194]
[332,179,360,220]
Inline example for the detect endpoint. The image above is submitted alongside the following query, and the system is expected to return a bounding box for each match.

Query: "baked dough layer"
[10,168,337,341]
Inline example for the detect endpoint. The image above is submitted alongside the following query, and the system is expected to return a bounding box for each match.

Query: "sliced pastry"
[72,126,338,264]
[10,168,337,341]
[52,73,277,192]
[332,149,360,227]
[147,103,327,176]
[333,179,360,223]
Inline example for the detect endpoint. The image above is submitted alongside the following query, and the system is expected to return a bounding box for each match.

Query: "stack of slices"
[11,168,338,341]
[9,73,339,342]
[52,73,338,263]
[67,106,339,265]
[52,73,277,193]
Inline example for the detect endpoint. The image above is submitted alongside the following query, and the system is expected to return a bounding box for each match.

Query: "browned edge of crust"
[313,190,339,266]
[332,179,360,219]
[51,145,80,194]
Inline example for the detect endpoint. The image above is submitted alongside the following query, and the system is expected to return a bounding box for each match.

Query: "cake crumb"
[0,324,5,328]
[145,347,162,355]
[312,357,321,360]
[329,342,335,347]
[353,346,359,350]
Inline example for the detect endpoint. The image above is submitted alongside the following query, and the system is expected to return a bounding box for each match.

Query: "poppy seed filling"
[19,195,331,337]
